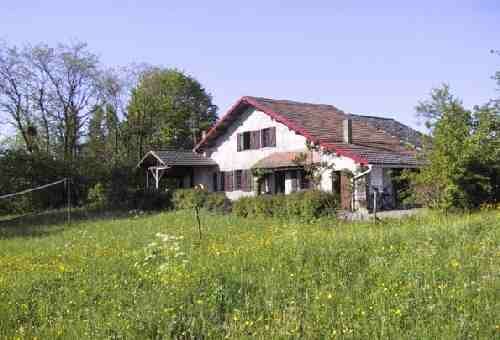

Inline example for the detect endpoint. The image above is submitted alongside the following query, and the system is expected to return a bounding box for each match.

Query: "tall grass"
[0,209,498,338]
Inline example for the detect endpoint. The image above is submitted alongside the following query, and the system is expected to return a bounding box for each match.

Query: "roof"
[252,150,320,169]
[322,143,421,167]
[195,96,423,167]
[138,150,217,167]
[348,114,423,148]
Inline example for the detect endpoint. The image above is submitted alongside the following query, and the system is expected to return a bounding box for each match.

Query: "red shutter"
[254,130,261,149]
[270,127,276,146]
[249,130,260,150]
[227,172,234,191]
[237,133,242,151]
[249,131,255,150]
[241,170,247,191]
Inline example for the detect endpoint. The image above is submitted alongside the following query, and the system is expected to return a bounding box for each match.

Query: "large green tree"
[412,85,500,210]
[126,68,217,160]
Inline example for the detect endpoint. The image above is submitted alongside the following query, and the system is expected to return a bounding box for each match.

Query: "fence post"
[67,178,71,225]
[373,190,377,221]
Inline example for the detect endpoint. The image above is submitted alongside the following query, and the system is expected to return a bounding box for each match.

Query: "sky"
[1,0,499,134]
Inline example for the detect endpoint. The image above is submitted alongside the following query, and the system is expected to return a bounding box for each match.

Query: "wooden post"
[67,178,71,225]
[155,168,159,190]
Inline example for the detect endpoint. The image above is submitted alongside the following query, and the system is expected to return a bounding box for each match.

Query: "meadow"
[0,209,499,339]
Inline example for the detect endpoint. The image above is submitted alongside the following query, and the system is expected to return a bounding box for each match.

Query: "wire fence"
[0,178,71,224]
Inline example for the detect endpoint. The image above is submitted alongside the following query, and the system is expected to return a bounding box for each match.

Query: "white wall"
[318,152,359,192]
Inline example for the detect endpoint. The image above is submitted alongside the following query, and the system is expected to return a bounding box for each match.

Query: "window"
[243,132,251,150]
[235,170,243,190]
[237,127,275,151]
[261,127,276,147]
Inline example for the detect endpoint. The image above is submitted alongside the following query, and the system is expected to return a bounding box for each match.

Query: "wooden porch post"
[155,168,159,190]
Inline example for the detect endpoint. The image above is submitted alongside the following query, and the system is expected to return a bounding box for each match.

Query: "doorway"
[274,172,286,194]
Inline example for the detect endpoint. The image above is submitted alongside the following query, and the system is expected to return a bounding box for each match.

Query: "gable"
[205,107,309,171]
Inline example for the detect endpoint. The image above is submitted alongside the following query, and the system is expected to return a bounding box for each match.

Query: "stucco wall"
[205,108,309,200]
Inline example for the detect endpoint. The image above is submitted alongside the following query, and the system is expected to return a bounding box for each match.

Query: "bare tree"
[29,42,101,160]
[0,42,37,152]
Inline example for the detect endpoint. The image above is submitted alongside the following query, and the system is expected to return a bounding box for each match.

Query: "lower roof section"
[138,150,217,168]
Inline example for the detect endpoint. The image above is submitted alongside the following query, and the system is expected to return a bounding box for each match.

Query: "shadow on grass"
[0,208,136,239]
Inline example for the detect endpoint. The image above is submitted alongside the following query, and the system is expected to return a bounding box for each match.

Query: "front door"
[340,173,352,210]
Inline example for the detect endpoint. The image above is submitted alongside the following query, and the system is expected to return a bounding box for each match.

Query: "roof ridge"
[349,113,395,120]
[244,96,346,111]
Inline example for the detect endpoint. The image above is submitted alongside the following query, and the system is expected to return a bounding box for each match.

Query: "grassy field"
[0,209,499,339]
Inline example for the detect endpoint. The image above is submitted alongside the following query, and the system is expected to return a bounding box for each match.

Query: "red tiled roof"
[252,150,320,169]
[194,96,422,166]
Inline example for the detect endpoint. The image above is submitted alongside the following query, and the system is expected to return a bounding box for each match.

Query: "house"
[137,96,423,211]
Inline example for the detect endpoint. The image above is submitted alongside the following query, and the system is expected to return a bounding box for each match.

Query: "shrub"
[204,192,232,213]
[132,190,173,211]
[233,190,338,219]
[87,182,107,211]
[173,189,231,213]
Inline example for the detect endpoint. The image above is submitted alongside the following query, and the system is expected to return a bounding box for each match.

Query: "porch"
[137,150,217,190]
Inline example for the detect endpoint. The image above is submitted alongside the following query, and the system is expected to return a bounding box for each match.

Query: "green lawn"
[0,209,499,339]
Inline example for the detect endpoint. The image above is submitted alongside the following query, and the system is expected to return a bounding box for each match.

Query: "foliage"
[0,149,68,214]
[410,85,500,211]
[0,210,498,338]
[233,190,338,220]
[173,188,231,213]
[292,141,330,188]
[131,190,172,211]
[125,68,218,161]
[87,183,106,211]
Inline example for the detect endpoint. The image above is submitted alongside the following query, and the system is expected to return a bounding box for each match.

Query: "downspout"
[351,165,372,211]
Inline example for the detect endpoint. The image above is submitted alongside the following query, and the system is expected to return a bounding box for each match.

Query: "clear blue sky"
[1,0,499,132]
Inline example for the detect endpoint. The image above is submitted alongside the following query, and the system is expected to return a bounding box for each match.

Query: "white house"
[137,96,422,211]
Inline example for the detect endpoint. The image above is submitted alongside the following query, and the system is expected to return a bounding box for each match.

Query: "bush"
[173,189,232,213]
[233,190,338,219]
[204,192,232,213]
[132,190,173,211]
[87,182,107,211]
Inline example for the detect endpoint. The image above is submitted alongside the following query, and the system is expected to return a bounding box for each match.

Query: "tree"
[126,68,217,160]
[0,41,118,161]
[29,42,102,161]
[0,42,38,152]
[410,84,500,210]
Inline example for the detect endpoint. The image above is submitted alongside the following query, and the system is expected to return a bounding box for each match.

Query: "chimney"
[343,119,352,144]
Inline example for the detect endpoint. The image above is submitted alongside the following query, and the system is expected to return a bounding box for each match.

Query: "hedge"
[233,190,338,219]
[172,189,231,214]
